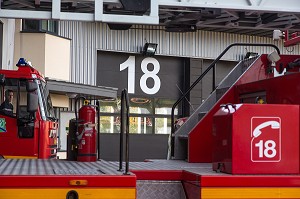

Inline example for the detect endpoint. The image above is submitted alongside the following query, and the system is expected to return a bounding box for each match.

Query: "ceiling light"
[142,43,157,57]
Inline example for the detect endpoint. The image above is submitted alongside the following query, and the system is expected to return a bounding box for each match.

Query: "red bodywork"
[0,65,58,159]
[188,54,300,162]
[1,53,300,199]
[212,104,299,174]
[284,30,300,47]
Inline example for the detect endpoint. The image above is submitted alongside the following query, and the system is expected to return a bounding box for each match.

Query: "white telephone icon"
[252,121,280,138]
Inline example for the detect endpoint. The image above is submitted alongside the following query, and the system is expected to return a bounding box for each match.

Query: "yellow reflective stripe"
[3,155,37,159]
[202,187,300,198]
[0,188,136,199]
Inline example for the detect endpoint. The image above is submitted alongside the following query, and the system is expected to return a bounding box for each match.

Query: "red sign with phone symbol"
[213,104,299,174]
[251,117,281,162]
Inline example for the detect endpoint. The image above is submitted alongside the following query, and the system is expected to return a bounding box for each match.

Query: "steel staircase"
[170,43,281,162]
[173,57,258,160]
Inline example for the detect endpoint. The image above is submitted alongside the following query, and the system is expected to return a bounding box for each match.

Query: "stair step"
[177,135,188,139]
[198,111,207,121]
[173,57,257,160]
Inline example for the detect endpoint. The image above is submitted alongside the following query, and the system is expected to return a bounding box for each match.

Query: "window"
[0,78,18,116]
[22,19,58,34]
[99,97,179,134]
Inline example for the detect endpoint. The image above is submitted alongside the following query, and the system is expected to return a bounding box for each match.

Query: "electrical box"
[212,104,299,174]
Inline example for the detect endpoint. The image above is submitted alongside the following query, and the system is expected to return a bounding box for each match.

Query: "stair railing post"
[118,90,125,171]
[123,89,130,175]
[212,63,216,91]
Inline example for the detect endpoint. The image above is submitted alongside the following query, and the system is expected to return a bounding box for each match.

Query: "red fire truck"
[1,34,300,198]
[0,58,58,159]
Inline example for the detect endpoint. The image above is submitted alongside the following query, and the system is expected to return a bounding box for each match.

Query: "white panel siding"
[58,21,300,85]
[1,18,15,70]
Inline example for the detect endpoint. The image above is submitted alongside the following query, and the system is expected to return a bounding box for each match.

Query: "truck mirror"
[0,74,5,85]
[26,81,38,92]
[27,92,38,113]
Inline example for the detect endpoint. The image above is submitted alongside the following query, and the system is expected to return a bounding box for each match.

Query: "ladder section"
[173,57,258,160]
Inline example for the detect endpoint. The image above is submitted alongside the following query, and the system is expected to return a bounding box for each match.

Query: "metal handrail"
[170,43,280,157]
[119,89,130,174]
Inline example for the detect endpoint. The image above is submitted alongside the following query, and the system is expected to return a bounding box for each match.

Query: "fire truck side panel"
[213,104,299,174]
[0,115,37,158]
[237,72,300,106]
[201,175,300,199]
[0,175,136,199]
[38,119,58,159]
[0,188,136,199]
[188,89,237,163]
[188,54,300,163]
[201,187,300,199]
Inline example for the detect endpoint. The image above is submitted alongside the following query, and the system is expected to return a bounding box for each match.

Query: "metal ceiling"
[1,0,300,37]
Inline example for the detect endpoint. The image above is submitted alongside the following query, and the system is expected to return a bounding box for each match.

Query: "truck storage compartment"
[212,104,299,174]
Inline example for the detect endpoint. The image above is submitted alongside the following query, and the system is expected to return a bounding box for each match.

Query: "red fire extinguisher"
[77,104,97,162]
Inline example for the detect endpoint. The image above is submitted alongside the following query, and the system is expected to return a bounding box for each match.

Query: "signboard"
[251,117,281,162]
[97,51,185,99]
[213,104,299,174]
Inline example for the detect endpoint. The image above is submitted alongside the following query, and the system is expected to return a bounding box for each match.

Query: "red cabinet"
[212,104,299,174]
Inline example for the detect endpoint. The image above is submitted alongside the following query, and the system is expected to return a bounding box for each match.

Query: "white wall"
[45,34,71,81]
[1,18,15,70]
[59,111,75,151]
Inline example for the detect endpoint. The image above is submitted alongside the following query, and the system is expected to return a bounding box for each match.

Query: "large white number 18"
[120,56,161,95]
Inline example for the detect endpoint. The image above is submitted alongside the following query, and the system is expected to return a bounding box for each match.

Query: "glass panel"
[22,19,58,34]
[38,80,56,120]
[23,19,39,31]
[99,98,120,113]
[99,97,181,134]
[155,98,178,115]
[0,78,18,116]
[18,81,29,118]
[129,116,153,134]
[48,20,57,32]
[155,117,171,134]
[41,20,48,31]
[100,115,120,133]
[129,97,152,114]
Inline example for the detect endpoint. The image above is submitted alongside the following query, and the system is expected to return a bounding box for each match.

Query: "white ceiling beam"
[0,9,52,19]
[52,0,61,20]
[94,0,103,21]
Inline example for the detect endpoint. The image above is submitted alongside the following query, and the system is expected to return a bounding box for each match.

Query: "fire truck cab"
[0,58,58,159]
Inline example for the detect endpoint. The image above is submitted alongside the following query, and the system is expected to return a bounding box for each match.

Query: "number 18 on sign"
[251,117,281,162]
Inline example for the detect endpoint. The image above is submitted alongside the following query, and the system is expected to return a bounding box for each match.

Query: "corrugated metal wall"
[59,21,300,85]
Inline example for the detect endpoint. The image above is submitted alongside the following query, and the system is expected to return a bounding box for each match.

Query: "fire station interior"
[1,2,300,199]
[0,1,299,158]
[1,1,300,162]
